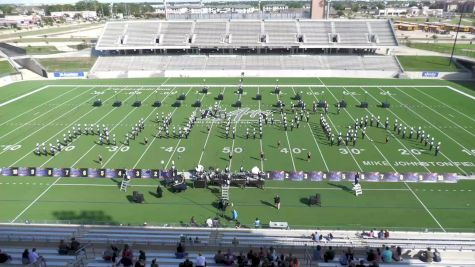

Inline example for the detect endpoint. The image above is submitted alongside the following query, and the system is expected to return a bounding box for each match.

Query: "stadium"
[0,0,474,266]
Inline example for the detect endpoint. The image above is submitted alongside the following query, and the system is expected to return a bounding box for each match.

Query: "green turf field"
[0,77,474,231]
[406,42,475,58]
[397,56,463,72]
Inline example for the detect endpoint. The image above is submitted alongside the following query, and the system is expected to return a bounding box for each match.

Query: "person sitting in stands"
[254,218,261,228]
[150,258,159,267]
[433,248,441,262]
[224,249,235,266]
[21,249,29,265]
[175,243,187,258]
[313,245,322,261]
[134,259,145,267]
[122,244,133,260]
[206,217,213,228]
[70,237,80,252]
[0,249,12,263]
[189,216,198,227]
[419,247,433,263]
[179,257,193,267]
[367,249,376,262]
[323,246,335,262]
[392,246,402,262]
[102,245,116,262]
[382,246,392,263]
[384,229,390,239]
[339,251,348,266]
[58,240,70,255]
[214,250,225,264]
[138,250,146,262]
[377,230,384,239]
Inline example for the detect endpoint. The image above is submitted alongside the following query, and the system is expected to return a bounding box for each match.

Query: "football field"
[0,77,474,231]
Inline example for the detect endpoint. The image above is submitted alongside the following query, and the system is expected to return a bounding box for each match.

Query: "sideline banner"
[53,72,85,78]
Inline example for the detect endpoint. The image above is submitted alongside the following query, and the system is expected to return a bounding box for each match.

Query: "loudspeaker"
[234,101,241,108]
[156,185,163,198]
[216,93,224,100]
[339,100,347,108]
[381,102,390,108]
[112,100,122,107]
[317,101,326,108]
[132,191,144,203]
[359,102,368,108]
[178,94,186,100]
[192,100,201,107]
[202,87,208,94]
[172,101,181,107]
[255,94,262,100]
[132,100,141,107]
[93,100,102,107]
[309,193,321,206]
[153,100,161,107]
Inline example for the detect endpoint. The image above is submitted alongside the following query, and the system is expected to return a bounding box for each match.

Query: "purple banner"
[289,171,304,181]
[18,167,29,176]
[364,172,380,182]
[442,173,458,183]
[383,172,400,182]
[344,172,357,181]
[53,168,63,177]
[270,171,285,181]
[308,171,323,181]
[422,173,438,183]
[403,172,419,183]
[142,169,152,179]
[106,169,116,178]
[326,172,341,181]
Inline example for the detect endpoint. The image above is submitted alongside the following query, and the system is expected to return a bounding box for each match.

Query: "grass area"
[397,56,462,72]
[0,23,103,41]
[25,46,61,55]
[407,42,475,58]
[396,17,475,27]
[10,38,97,43]
[0,60,16,77]
[0,77,474,230]
[38,57,97,72]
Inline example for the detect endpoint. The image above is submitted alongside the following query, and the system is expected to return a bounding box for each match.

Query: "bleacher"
[90,55,402,74]
[0,224,78,242]
[95,19,398,50]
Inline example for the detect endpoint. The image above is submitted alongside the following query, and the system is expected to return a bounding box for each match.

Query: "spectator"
[195,252,206,267]
[392,246,402,262]
[339,251,349,266]
[224,249,234,266]
[214,250,225,264]
[235,221,241,229]
[29,248,39,266]
[367,249,376,262]
[139,250,146,262]
[70,237,80,252]
[194,237,201,244]
[176,243,187,259]
[323,246,335,262]
[135,259,146,267]
[290,257,299,267]
[356,259,366,267]
[262,257,271,267]
[102,245,116,262]
[369,229,375,238]
[254,218,261,228]
[206,217,213,227]
[179,257,193,267]
[21,249,29,265]
[313,245,322,261]
[377,230,384,239]
[237,252,246,267]
[268,247,277,261]
[0,249,12,263]
[58,240,69,255]
[150,258,159,267]
[232,237,239,246]
[122,244,133,260]
[189,216,197,227]
[375,248,382,263]
[382,246,392,263]
[419,247,433,263]
[433,248,441,262]
[384,230,389,239]
[258,247,267,260]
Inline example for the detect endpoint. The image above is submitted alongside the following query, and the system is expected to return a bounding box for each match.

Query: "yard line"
[256,86,265,171]
[0,85,49,108]
[397,87,475,138]
[73,89,156,168]
[51,84,448,89]
[307,86,362,172]
[274,88,296,172]
[8,89,118,167]
[413,87,475,124]
[10,177,61,223]
[292,86,328,172]
[404,182,446,232]
[446,86,475,101]
[374,87,468,175]
[0,86,78,128]
[340,87,427,173]
[38,91,135,168]
[101,77,172,167]
[131,87,181,169]
[197,87,226,166]
[0,87,96,159]
[0,86,91,140]
[228,91,244,171]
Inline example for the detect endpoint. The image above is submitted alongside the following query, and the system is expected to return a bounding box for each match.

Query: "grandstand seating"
[0,247,76,266]
[90,55,402,73]
[96,19,398,50]
[0,224,78,242]
[228,20,262,46]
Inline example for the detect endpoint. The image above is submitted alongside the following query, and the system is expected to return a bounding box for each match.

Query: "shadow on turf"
[260,200,275,208]
[328,182,353,194]
[52,210,117,225]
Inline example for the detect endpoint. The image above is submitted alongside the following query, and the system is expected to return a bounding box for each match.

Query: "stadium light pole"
[449,3,465,66]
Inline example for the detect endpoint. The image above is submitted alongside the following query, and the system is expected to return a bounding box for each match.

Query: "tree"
[351,4,359,13]
[337,10,345,17]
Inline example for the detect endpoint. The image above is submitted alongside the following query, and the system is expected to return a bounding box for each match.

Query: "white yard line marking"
[8,88,117,167]
[308,86,363,172]
[0,85,49,108]
[446,86,475,101]
[39,91,128,168]
[228,91,243,171]
[292,86,329,171]
[48,84,453,88]
[275,88,297,172]
[397,87,475,138]
[404,182,446,232]
[197,88,226,166]
[11,177,61,223]
[132,87,181,169]
[102,77,171,167]
[375,87,468,175]
[163,87,197,169]
[256,86,265,172]
[75,91,152,168]
[0,86,90,140]
[0,86,77,128]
